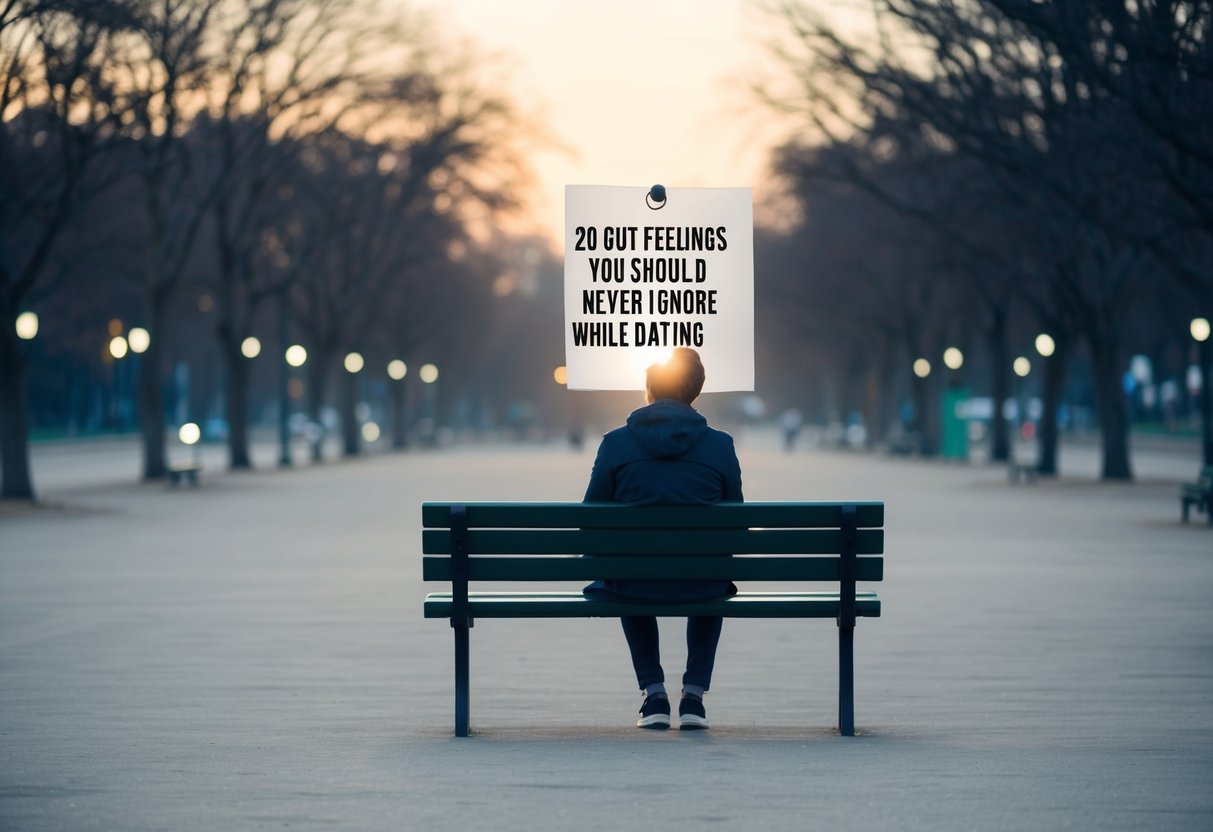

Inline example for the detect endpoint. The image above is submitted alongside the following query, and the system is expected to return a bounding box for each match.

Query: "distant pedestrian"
[780,408,803,452]
[583,347,743,730]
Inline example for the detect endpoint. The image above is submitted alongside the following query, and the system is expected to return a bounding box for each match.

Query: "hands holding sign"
[564,185,754,392]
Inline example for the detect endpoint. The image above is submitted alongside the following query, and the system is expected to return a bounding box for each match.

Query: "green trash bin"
[941,387,970,461]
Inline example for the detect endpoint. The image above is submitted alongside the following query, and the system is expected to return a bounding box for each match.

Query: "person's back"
[592,399,740,505]
[582,348,743,729]
[585,398,741,601]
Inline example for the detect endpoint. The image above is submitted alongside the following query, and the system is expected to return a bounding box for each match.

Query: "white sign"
[563,185,754,391]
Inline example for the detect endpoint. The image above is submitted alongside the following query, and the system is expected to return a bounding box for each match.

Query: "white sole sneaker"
[637,713,671,729]
[679,713,709,730]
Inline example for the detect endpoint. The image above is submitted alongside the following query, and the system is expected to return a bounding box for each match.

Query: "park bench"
[167,460,201,487]
[886,431,921,456]
[423,501,884,737]
[1008,462,1037,483]
[1180,465,1212,525]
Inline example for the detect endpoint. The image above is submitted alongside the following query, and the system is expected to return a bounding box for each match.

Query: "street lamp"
[1013,357,1031,378]
[419,363,439,384]
[179,422,201,466]
[285,344,307,367]
[1192,317,1212,465]
[344,351,364,373]
[1035,333,1055,358]
[386,359,409,449]
[912,358,931,378]
[241,337,262,359]
[942,347,964,370]
[128,327,150,354]
[109,335,129,359]
[15,311,38,340]
[553,365,568,385]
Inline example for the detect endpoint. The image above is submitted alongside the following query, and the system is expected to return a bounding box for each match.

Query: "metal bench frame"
[423,501,885,737]
[1180,465,1212,525]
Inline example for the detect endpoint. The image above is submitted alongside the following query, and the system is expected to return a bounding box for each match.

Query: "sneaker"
[678,694,709,730]
[636,694,671,729]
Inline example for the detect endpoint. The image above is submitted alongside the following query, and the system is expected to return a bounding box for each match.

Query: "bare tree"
[286,55,524,461]
[0,0,134,499]
[203,0,410,470]
[95,0,226,480]
[761,0,1202,479]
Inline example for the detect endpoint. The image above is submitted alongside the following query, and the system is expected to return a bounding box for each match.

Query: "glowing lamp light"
[127,327,150,354]
[15,311,38,340]
[1192,317,1211,343]
[241,337,262,359]
[109,336,129,359]
[344,352,365,373]
[553,365,568,385]
[912,358,931,379]
[387,359,407,380]
[178,422,201,445]
[1013,356,1031,378]
[419,363,439,384]
[285,345,307,367]
[1035,333,1056,358]
[361,421,381,443]
[942,347,964,370]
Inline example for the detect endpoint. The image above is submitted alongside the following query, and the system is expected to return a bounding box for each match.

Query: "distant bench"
[167,461,201,487]
[422,501,885,737]
[1008,462,1037,483]
[1181,465,1212,525]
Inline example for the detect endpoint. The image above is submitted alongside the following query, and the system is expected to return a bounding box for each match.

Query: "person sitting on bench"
[582,347,744,730]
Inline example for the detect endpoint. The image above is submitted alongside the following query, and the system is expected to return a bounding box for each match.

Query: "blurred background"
[2,0,1210,500]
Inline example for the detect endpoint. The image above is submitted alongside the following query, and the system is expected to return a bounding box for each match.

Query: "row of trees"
[1,0,529,499]
[758,0,1212,479]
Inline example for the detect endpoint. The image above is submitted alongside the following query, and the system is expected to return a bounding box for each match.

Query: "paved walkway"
[1,436,1210,830]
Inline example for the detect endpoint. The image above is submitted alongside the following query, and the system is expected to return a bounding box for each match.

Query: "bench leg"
[454,623,470,737]
[839,625,854,736]
[1182,498,1190,523]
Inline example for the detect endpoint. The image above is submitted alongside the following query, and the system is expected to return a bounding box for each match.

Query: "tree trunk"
[987,310,1010,463]
[340,369,360,457]
[911,373,938,456]
[1200,339,1213,467]
[223,342,252,470]
[391,381,408,450]
[0,324,35,500]
[307,353,328,462]
[138,297,168,481]
[1036,336,1070,478]
[862,363,881,448]
[1088,327,1133,481]
[277,295,292,467]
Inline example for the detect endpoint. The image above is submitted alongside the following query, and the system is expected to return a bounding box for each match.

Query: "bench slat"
[423,555,884,582]
[423,528,883,556]
[423,591,881,619]
[422,501,884,529]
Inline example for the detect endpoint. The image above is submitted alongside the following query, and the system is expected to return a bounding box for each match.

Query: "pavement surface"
[1,432,1210,830]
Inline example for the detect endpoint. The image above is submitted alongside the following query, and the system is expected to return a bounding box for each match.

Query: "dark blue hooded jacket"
[582,399,743,602]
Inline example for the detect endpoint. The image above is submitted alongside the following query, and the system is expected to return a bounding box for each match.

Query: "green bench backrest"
[422,501,884,583]
[1200,466,1213,487]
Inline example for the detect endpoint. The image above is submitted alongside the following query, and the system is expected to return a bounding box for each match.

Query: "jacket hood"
[625,399,709,459]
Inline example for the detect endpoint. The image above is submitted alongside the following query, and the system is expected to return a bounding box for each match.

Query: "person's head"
[645,347,705,405]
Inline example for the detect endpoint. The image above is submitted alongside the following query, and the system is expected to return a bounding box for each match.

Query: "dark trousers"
[620,616,723,691]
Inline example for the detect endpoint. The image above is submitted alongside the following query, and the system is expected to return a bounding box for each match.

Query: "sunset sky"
[433,0,806,245]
